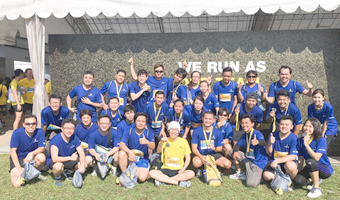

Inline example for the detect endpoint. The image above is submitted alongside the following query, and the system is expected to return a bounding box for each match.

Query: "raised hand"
[207,75,213,85]
[128,57,133,65]
[182,61,188,69]
[303,134,310,145]
[306,80,313,90]
[269,133,275,144]
[139,134,149,145]
[251,134,259,146]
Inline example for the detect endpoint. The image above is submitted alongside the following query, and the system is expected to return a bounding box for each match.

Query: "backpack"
[203,155,222,186]
[119,162,138,188]
[8,80,21,103]
[270,165,292,195]
[242,83,266,111]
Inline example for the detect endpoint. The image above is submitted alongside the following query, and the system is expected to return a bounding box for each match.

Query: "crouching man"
[150,121,194,187]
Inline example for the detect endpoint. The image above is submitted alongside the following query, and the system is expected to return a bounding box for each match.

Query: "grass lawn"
[0,154,339,200]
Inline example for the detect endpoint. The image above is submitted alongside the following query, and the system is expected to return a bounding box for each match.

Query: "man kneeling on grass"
[47,118,86,186]
[150,121,195,187]
[10,114,47,187]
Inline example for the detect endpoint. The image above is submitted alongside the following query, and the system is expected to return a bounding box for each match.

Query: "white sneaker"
[91,168,97,177]
[307,179,323,190]
[307,187,322,198]
[37,174,47,181]
[229,172,246,180]
[111,166,117,176]
[155,180,165,186]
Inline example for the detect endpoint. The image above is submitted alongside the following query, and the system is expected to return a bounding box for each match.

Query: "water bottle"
[203,169,207,182]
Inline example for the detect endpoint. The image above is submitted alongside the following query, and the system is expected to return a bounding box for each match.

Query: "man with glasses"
[10,114,47,187]
[266,66,313,105]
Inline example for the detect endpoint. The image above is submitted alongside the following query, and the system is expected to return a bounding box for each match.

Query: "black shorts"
[24,103,33,115]
[49,157,80,170]
[13,104,23,112]
[160,168,179,177]
[263,162,295,174]
[194,153,223,161]
[9,157,25,171]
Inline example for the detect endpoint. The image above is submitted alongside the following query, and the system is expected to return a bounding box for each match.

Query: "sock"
[55,175,61,179]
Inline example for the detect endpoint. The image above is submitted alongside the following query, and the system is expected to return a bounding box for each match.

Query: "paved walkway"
[1,116,340,165]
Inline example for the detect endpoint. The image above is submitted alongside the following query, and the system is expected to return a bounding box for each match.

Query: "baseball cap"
[246,92,258,100]
[45,74,51,81]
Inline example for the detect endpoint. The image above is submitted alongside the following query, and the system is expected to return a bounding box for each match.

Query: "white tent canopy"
[1,0,340,20]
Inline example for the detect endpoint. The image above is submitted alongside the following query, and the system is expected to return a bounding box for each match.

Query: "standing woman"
[186,71,201,105]
[184,95,208,134]
[295,118,333,198]
[199,81,219,115]
[308,89,338,146]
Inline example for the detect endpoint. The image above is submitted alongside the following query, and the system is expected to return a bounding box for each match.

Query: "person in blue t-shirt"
[213,107,234,156]
[100,97,124,129]
[266,89,303,135]
[237,70,266,111]
[213,67,238,115]
[143,91,169,141]
[88,114,120,177]
[117,105,136,139]
[192,111,231,177]
[119,112,155,182]
[185,95,208,133]
[308,89,338,146]
[167,68,188,107]
[41,94,70,138]
[100,69,129,110]
[263,115,299,184]
[198,81,219,115]
[230,92,263,142]
[229,114,267,188]
[165,99,191,139]
[66,71,103,122]
[74,109,99,152]
[10,115,46,187]
[295,118,333,198]
[130,69,152,113]
[266,65,313,105]
[47,118,86,187]
[185,71,202,105]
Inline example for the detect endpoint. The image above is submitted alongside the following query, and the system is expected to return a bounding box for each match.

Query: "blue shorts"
[136,158,150,170]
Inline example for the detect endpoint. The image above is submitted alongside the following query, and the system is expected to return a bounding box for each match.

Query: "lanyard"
[172,81,181,97]
[246,128,254,153]
[153,102,162,121]
[175,111,183,122]
[235,112,240,131]
[308,136,314,145]
[202,126,213,146]
[284,103,289,115]
[115,80,123,98]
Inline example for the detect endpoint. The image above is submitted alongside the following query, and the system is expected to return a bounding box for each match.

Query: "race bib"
[81,142,88,149]
[273,150,288,159]
[200,140,215,150]
[246,149,255,159]
[118,97,124,106]
[132,149,144,158]
[151,121,162,128]
[191,121,202,129]
[180,125,184,131]
[27,87,34,93]
[166,157,181,168]
[220,93,231,102]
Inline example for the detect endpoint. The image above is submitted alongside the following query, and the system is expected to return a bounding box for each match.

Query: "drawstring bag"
[72,170,83,188]
[21,161,41,184]
[271,165,292,195]
[97,153,109,178]
[119,162,138,188]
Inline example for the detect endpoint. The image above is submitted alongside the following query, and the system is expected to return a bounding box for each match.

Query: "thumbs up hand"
[306,80,313,90]
[251,134,259,146]
[139,134,149,145]
[269,133,275,144]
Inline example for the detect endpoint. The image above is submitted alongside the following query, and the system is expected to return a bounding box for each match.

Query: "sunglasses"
[25,123,37,126]
[219,114,228,117]
[155,71,164,73]
[247,76,256,78]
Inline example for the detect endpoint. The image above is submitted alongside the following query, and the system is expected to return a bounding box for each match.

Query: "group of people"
[8,59,337,198]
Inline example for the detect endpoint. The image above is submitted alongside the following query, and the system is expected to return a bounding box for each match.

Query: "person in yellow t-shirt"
[0,77,8,126]
[19,68,35,114]
[44,74,51,97]
[10,69,25,130]
[149,121,194,187]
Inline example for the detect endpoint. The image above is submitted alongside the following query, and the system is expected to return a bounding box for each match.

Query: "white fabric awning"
[1,0,340,20]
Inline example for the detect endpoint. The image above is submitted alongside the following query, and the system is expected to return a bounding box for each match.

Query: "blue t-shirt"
[129,81,152,113]
[184,85,201,101]
[195,92,220,114]
[74,122,99,143]
[266,103,303,130]
[100,80,129,109]
[237,129,268,169]
[121,127,155,159]
[146,76,170,101]
[100,108,124,128]
[268,80,305,105]
[165,108,191,135]
[213,81,238,112]
[41,106,70,127]
[88,128,120,149]
[268,131,298,162]
[213,121,233,141]
[166,78,187,104]
[143,102,168,136]
[308,102,338,136]
[184,104,208,129]
[191,126,224,156]
[240,84,265,103]
[69,85,102,122]
[298,137,333,175]
[231,103,263,130]
[10,128,46,159]
[117,120,135,138]
[47,133,81,166]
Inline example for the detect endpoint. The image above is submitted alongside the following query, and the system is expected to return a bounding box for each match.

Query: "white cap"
[168,121,180,131]
[45,74,51,81]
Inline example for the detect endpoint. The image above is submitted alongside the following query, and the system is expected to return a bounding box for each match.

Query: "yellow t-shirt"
[19,78,35,104]
[10,79,24,106]
[0,84,8,105]
[45,81,51,95]
[161,137,191,170]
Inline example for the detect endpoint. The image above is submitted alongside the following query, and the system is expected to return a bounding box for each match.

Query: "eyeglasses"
[155,71,164,73]
[219,114,228,117]
[247,76,256,78]
[24,122,37,126]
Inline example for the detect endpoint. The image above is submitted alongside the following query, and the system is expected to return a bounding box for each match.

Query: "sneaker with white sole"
[155,180,165,186]
[54,177,62,187]
[307,179,323,190]
[179,180,191,188]
[91,168,98,177]
[307,187,322,198]
[37,174,48,181]
[229,172,246,180]
[111,166,117,176]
